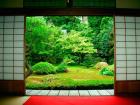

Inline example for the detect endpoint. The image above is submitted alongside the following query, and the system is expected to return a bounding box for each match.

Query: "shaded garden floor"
[26,66,114,90]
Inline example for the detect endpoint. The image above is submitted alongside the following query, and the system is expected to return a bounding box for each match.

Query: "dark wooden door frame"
[1,8,140,95]
[24,14,116,95]
[0,8,140,16]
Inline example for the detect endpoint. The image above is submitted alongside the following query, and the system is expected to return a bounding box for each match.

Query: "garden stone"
[95,62,108,70]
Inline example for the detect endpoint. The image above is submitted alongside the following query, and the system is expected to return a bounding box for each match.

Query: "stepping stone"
[69,90,79,96]
[98,90,110,95]
[107,89,114,95]
[28,90,41,95]
[38,90,50,95]
[88,90,100,96]
[48,90,60,96]
[59,90,69,96]
[79,90,90,96]
[26,89,114,96]
[26,90,32,94]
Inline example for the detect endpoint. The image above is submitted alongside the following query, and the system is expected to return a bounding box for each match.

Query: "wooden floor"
[26,89,114,96]
[0,96,30,105]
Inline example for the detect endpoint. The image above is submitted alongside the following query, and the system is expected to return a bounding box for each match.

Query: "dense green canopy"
[26,16,114,66]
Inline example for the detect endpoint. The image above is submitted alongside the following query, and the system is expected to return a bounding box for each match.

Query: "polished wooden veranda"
[26,89,114,96]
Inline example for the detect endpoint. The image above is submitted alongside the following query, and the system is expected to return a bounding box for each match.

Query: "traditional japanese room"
[0,0,140,105]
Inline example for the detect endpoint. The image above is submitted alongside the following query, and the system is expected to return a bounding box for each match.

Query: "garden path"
[26,89,114,96]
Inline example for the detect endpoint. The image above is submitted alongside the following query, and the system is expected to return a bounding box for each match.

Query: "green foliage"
[44,16,81,32]
[32,62,56,75]
[100,66,114,76]
[26,66,114,89]
[26,17,47,53]
[91,56,104,67]
[58,31,96,54]
[88,16,103,34]
[64,55,79,65]
[107,64,114,71]
[26,83,48,89]
[26,16,114,67]
[26,17,64,64]
[88,16,114,64]
[81,54,94,67]
[26,16,114,90]
[26,79,114,90]
[56,63,68,73]
[58,30,96,64]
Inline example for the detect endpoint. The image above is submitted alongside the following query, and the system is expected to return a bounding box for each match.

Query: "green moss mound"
[100,65,114,76]
[32,62,56,75]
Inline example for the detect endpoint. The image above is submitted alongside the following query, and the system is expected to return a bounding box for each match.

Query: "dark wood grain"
[0,80,25,95]
[115,81,140,95]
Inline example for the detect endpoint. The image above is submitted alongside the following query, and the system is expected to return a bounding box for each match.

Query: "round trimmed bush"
[100,66,114,76]
[32,62,56,75]
[56,63,68,73]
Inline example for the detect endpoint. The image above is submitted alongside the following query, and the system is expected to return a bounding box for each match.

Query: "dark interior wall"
[116,0,140,9]
[0,0,23,8]
[0,0,140,9]
[116,81,140,94]
[0,80,25,95]
[0,0,140,96]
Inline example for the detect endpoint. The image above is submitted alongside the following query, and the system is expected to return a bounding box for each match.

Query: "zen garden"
[25,16,114,90]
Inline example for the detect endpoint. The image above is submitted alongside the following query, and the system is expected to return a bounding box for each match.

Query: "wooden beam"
[0,80,25,96]
[115,80,140,95]
[0,8,140,16]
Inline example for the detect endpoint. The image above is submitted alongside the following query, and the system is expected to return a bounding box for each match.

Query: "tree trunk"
[82,16,88,24]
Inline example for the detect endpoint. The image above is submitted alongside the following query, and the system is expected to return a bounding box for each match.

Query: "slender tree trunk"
[82,16,88,24]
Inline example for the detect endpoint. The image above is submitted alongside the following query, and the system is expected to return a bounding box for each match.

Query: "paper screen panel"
[0,16,24,80]
[115,16,140,80]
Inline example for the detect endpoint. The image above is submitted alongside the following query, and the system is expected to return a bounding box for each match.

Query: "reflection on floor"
[26,89,114,96]
[0,96,30,105]
[0,89,114,105]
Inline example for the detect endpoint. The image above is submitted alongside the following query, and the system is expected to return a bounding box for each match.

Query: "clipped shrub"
[100,66,114,76]
[95,62,108,70]
[32,62,56,75]
[56,62,68,73]
[107,64,114,72]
